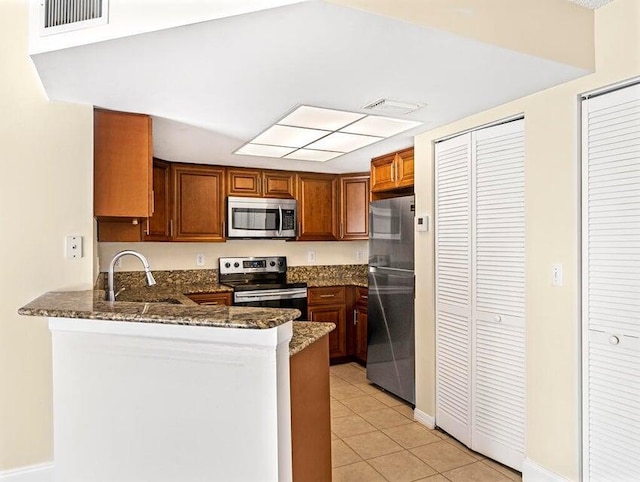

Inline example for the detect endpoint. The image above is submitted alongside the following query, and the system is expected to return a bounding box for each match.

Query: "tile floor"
[330,363,522,482]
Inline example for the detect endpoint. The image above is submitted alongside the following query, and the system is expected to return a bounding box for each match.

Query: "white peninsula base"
[49,317,293,482]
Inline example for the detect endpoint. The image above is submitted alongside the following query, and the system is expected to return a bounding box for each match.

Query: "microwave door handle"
[278,205,283,235]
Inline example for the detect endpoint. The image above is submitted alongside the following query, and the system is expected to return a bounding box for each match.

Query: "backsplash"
[97,264,368,290]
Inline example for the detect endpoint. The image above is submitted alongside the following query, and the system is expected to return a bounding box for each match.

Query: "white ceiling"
[32,1,590,173]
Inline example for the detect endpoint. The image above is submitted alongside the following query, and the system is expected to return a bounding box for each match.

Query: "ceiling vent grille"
[40,0,109,36]
[363,98,425,116]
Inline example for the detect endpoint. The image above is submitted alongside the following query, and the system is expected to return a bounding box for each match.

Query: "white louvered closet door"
[471,120,526,471]
[435,133,473,446]
[582,83,640,482]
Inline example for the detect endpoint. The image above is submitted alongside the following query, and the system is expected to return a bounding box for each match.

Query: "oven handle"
[234,288,307,302]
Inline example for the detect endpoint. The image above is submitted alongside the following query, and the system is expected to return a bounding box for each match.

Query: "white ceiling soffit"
[31,1,590,174]
[565,0,614,9]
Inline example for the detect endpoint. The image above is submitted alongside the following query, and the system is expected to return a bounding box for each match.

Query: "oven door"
[233,288,307,317]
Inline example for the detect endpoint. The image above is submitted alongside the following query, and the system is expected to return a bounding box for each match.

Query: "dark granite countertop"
[306,277,368,288]
[290,321,335,356]
[18,290,300,330]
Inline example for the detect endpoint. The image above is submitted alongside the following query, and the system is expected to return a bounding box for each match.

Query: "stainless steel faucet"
[107,250,156,301]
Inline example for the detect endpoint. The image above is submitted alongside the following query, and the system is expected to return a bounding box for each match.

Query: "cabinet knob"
[494,314,502,323]
[609,335,620,345]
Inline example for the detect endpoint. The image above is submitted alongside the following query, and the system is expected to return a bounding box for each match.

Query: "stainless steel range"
[219,256,307,315]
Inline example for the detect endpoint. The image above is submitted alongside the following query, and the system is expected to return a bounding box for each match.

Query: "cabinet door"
[94,109,152,218]
[395,148,414,189]
[297,173,338,241]
[340,174,369,240]
[308,305,347,359]
[355,309,368,364]
[143,159,171,241]
[172,164,226,242]
[263,170,296,198]
[370,154,396,192]
[227,168,261,197]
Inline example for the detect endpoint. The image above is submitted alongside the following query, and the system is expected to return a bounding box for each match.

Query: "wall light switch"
[307,250,316,263]
[552,264,563,286]
[65,235,83,259]
[196,254,205,266]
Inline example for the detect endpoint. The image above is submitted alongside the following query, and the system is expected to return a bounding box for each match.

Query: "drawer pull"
[320,294,335,298]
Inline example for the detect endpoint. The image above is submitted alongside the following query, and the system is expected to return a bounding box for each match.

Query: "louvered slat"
[583,83,640,482]
[435,134,472,445]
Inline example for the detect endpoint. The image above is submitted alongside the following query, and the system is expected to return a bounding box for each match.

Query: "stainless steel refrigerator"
[367,195,415,405]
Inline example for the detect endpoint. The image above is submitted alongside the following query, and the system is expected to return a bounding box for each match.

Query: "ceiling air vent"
[363,98,425,116]
[40,0,109,36]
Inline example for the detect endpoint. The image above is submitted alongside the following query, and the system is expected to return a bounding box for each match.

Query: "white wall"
[413,0,640,480]
[28,0,305,54]
[0,0,94,471]
[98,241,367,272]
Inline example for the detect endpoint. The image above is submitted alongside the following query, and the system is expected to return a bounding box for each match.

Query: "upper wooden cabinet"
[172,164,226,242]
[143,159,171,241]
[339,174,369,240]
[370,147,414,194]
[94,109,152,218]
[227,168,295,199]
[296,173,338,241]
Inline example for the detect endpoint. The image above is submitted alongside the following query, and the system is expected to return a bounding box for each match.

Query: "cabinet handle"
[340,222,344,239]
[170,219,174,237]
[298,222,301,238]
[257,177,261,194]
[390,163,395,183]
[263,178,266,195]
[145,218,150,236]
[151,190,155,215]
[201,301,220,305]
[353,309,358,325]
[320,294,335,298]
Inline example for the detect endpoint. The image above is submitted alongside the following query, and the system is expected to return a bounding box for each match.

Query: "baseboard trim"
[413,408,435,429]
[522,458,570,482]
[0,463,53,482]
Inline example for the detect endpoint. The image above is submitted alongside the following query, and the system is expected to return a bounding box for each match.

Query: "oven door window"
[231,208,279,231]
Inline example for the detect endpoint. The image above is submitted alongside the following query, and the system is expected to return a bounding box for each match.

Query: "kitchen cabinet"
[339,173,369,240]
[227,168,296,199]
[296,173,338,241]
[143,159,171,241]
[370,147,414,195]
[171,164,226,242]
[185,292,232,306]
[94,109,153,218]
[353,287,368,364]
[307,287,347,360]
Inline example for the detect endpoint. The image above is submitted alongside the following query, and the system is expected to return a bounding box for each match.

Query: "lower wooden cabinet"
[353,287,369,364]
[185,292,232,306]
[307,287,347,359]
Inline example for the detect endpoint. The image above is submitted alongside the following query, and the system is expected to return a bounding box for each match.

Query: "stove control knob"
[224,262,231,268]
[278,261,284,267]
[234,262,240,268]
[270,261,276,267]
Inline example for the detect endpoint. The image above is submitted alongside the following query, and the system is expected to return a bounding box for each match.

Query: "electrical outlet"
[307,250,316,263]
[552,264,563,286]
[196,254,205,266]
[356,249,365,263]
[65,235,83,259]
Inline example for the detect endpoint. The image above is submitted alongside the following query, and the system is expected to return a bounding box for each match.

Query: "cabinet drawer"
[356,287,368,305]
[308,286,346,305]
[186,292,232,306]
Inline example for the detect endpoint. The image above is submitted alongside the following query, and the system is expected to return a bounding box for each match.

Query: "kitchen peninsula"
[19,291,334,482]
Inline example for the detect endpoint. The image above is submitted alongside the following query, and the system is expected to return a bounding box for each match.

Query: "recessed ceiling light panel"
[341,116,422,137]
[252,125,329,148]
[306,132,382,152]
[235,144,296,158]
[284,149,342,162]
[279,106,366,131]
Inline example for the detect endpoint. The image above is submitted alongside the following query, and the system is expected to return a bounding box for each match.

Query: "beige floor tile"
[341,395,388,414]
[443,460,513,482]
[413,474,450,482]
[393,403,415,420]
[332,461,387,482]
[372,390,405,407]
[331,431,339,441]
[442,435,484,460]
[336,369,368,384]
[368,450,437,482]
[382,422,442,449]
[330,375,350,387]
[331,414,378,438]
[331,384,366,400]
[331,364,364,378]
[354,382,382,395]
[342,430,404,459]
[360,407,413,430]
[332,439,363,468]
[410,440,476,472]
[349,361,366,372]
[481,459,522,481]
[331,399,354,419]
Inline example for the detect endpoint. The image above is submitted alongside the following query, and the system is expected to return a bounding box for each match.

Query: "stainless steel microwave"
[227,196,297,239]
